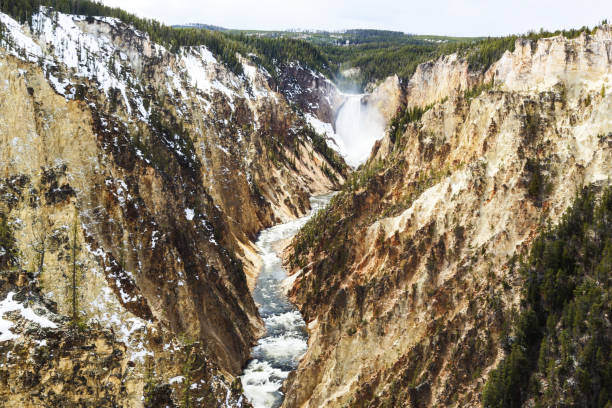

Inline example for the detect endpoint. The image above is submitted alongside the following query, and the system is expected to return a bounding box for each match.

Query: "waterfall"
[333,94,386,167]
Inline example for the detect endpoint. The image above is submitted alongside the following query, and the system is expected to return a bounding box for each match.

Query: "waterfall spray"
[334,94,386,167]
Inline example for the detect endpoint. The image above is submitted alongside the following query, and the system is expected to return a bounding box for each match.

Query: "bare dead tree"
[31,210,52,277]
[69,209,82,326]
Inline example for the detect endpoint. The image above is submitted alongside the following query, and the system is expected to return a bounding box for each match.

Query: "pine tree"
[143,355,158,407]
[182,351,195,408]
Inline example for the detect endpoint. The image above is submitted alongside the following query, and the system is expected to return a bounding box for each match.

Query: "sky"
[100,0,612,37]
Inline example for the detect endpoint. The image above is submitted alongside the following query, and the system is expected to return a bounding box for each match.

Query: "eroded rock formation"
[0,7,347,406]
[282,28,612,408]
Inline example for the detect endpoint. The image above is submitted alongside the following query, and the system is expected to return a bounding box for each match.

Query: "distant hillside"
[226,28,472,47]
[172,23,228,31]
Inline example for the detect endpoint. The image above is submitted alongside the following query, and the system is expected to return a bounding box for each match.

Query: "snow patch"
[0,292,57,342]
[185,208,195,221]
[169,376,185,384]
[182,47,237,103]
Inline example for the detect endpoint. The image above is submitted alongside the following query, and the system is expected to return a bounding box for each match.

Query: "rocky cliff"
[400,53,480,110]
[3,6,611,408]
[0,6,347,406]
[282,27,612,407]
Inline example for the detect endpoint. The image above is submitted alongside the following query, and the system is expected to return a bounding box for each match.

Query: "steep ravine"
[240,194,334,408]
[0,6,349,406]
[236,76,399,407]
[3,5,610,408]
[237,76,399,408]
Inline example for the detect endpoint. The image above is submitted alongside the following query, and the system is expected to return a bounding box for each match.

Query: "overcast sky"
[100,0,612,37]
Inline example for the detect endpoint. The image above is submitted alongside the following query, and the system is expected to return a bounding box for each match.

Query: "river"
[240,193,334,408]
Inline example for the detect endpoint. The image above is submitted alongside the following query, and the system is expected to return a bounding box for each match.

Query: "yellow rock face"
[282,27,612,408]
[0,8,347,406]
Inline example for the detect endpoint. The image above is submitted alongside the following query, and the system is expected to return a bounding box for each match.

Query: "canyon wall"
[0,7,347,406]
[282,27,612,408]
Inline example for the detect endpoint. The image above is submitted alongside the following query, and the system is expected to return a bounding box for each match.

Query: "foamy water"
[240,194,334,408]
[334,94,386,167]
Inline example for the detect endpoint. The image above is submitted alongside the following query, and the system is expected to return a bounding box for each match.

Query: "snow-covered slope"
[0,6,348,407]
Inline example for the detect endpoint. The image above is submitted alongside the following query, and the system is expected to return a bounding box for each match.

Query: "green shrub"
[464,81,494,100]
[525,158,544,200]
[388,103,433,145]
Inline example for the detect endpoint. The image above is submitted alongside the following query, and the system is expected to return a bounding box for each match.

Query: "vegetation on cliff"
[0,0,332,78]
[0,0,247,73]
[317,25,602,89]
[0,213,19,269]
[1,0,603,90]
[291,100,433,266]
[483,186,612,408]
[388,103,433,145]
[300,122,349,177]
[439,25,598,73]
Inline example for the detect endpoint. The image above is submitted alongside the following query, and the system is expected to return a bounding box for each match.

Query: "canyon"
[0,4,611,408]
[0,7,350,406]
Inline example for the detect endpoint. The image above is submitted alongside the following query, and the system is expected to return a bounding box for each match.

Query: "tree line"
[0,0,333,78]
[0,0,604,90]
[483,186,612,408]
[326,22,603,90]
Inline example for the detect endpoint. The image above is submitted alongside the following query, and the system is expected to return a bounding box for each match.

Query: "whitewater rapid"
[240,194,334,408]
